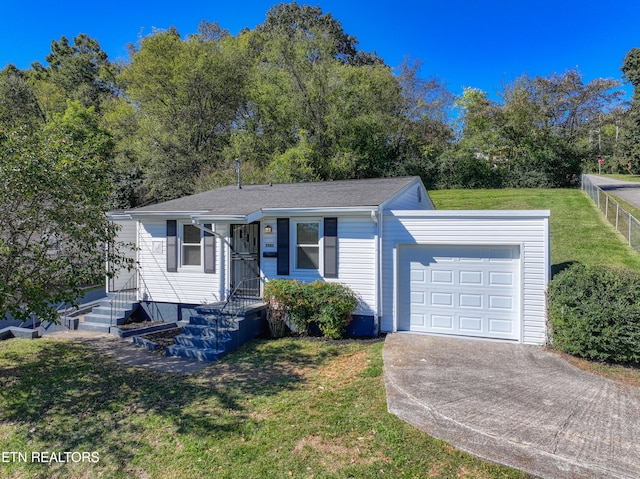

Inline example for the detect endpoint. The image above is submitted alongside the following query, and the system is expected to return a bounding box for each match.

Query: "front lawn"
[429,188,640,273]
[0,337,528,479]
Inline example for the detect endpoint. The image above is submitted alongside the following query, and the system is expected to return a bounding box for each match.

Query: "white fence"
[582,174,640,253]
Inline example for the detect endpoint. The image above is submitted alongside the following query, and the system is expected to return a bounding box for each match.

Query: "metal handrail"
[211,276,263,352]
[220,276,263,314]
[109,272,137,327]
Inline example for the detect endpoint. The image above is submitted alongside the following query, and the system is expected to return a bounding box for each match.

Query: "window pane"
[297,246,319,269]
[183,245,201,266]
[183,224,201,244]
[296,223,318,244]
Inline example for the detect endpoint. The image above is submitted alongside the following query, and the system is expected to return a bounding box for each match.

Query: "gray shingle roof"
[127,177,420,215]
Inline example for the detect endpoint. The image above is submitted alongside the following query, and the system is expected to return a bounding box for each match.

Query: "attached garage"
[382,210,550,345]
[398,244,521,340]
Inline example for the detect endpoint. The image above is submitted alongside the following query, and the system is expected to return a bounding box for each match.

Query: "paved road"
[584,174,640,209]
[384,333,640,479]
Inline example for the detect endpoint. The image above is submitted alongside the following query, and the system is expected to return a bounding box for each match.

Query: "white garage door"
[398,244,521,340]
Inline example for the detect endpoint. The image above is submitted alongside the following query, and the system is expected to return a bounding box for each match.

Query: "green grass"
[0,337,528,479]
[429,188,640,273]
[605,192,640,221]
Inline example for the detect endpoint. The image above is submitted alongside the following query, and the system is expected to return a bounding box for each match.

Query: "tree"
[236,3,404,180]
[0,64,45,130]
[117,27,248,202]
[255,2,381,66]
[30,34,115,116]
[619,48,640,171]
[452,70,622,187]
[0,104,133,323]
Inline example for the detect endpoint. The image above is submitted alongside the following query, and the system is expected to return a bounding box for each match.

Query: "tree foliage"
[0,105,133,322]
[0,4,633,205]
[618,48,640,172]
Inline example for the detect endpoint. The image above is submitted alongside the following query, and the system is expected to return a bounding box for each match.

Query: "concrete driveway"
[383,333,640,479]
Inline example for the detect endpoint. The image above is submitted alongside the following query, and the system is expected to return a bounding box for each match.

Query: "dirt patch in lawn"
[292,432,391,472]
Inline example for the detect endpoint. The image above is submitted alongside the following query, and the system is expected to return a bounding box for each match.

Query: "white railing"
[582,174,640,252]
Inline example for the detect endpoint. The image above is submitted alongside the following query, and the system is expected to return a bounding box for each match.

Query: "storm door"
[230,223,261,298]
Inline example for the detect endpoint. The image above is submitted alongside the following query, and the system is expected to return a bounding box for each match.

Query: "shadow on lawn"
[0,337,330,474]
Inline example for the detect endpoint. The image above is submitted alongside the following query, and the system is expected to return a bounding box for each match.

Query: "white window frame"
[180,222,203,269]
[293,219,323,272]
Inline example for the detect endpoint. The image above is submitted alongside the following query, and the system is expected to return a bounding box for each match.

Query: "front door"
[231,223,261,298]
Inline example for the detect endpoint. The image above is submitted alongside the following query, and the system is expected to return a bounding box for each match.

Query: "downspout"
[136,219,141,302]
[374,208,383,336]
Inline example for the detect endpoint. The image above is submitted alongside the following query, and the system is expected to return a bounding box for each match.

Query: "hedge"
[263,279,358,339]
[547,263,640,364]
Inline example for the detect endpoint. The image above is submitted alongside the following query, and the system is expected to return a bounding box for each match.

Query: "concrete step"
[189,314,237,327]
[165,345,224,361]
[173,334,228,349]
[90,305,136,317]
[181,324,216,337]
[77,321,111,333]
[195,303,225,315]
[182,324,235,339]
[81,313,113,325]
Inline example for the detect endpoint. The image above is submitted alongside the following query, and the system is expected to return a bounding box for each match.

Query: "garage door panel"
[410,268,426,282]
[399,245,520,340]
[459,270,483,285]
[490,271,514,286]
[489,295,514,310]
[431,292,453,306]
[460,293,482,308]
[459,315,483,332]
[431,314,453,329]
[489,317,515,334]
[410,314,427,328]
[431,270,453,284]
[410,291,426,306]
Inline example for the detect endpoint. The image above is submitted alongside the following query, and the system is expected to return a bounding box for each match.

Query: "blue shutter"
[277,218,290,275]
[166,220,177,272]
[324,217,338,278]
[203,223,215,274]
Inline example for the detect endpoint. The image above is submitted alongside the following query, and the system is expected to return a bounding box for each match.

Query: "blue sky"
[2,1,639,99]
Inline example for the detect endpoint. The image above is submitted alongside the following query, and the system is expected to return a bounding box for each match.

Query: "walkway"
[46,330,210,374]
[383,333,640,479]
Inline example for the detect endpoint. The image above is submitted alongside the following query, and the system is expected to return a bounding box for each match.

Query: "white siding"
[137,219,227,305]
[109,218,137,291]
[383,180,434,211]
[261,215,377,316]
[382,210,550,345]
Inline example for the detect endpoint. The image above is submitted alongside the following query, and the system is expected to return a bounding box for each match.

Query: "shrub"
[263,279,358,339]
[547,263,640,364]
